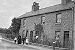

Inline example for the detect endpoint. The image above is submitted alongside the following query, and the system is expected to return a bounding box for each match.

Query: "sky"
[0,0,61,28]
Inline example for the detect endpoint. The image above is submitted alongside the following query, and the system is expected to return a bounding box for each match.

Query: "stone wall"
[19,9,73,47]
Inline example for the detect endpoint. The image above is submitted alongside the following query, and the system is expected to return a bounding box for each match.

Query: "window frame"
[55,31,60,40]
[23,18,26,26]
[56,13,62,23]
[41,16,45,24]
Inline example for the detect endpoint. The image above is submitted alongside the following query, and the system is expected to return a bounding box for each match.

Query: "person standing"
[35,35,38,43]
[22,37,26,45]
[0,35,2,42]
[17,35,21,44]
[26,37,29,45]
[14,37,17,44]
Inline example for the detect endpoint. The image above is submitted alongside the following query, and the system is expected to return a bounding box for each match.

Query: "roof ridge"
[18,1,75,18]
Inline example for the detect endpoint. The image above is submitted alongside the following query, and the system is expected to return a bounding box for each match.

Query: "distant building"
[18,0,75,50]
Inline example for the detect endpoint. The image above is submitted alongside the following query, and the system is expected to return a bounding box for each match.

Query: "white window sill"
[55,23,61,25]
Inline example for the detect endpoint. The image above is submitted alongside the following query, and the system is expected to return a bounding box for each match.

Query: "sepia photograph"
[0,0,75,50]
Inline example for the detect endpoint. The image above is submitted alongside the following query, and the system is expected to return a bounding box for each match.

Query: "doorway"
[30,31,33,42]
[63,31,69,48]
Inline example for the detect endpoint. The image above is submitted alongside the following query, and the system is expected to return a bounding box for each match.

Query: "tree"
[9,17,21,36]
[34,23,44,43]
[35,23,43,33]
[0,28,12,34]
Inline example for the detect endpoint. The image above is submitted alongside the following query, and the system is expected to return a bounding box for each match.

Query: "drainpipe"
[72,6,74,50]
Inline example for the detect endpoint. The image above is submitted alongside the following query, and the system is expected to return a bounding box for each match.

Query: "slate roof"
[18,1,74,19]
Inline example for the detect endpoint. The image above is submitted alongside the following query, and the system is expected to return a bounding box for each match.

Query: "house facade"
[18,0,75,50]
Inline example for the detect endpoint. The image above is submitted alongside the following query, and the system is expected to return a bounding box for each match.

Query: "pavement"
[1,38,53,50]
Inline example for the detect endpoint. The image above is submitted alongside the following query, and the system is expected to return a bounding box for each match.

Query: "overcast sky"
[0,0,61,28]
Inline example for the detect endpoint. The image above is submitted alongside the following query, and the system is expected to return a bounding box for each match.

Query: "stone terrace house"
[18,0,75,50]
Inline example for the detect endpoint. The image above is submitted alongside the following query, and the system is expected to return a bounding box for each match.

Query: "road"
[0,34,52,50]
[0,38,38,50]
[0,39,53,50]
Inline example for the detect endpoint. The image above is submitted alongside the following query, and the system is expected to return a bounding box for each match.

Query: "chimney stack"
[32,2,39,11]
[61,0,72,4]
[74,0,75,2]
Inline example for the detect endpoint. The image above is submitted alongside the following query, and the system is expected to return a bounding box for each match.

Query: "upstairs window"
[56,13,61,23]
[23,19,26,26]
[41,16,45,24]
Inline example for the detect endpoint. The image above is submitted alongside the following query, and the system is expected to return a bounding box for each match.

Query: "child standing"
[26,37,29,45]
[14,37,17,44]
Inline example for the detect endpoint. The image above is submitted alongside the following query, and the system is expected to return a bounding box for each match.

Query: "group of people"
[14,35,29,45]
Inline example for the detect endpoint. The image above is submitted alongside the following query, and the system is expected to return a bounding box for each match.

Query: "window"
[41,16,45,24]
[23,19,26,26]
[55,31,60,40]
[22,30,25,38]
[56,13,61,23]
[26,30,28,37]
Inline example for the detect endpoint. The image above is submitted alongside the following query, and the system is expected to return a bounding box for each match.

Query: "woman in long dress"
[17,35,21,44]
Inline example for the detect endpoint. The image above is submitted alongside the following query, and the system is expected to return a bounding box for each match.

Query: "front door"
[64,31,69,48]
[30,31,33,42]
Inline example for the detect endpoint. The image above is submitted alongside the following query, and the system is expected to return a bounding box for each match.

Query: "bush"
[5,34,15,40]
